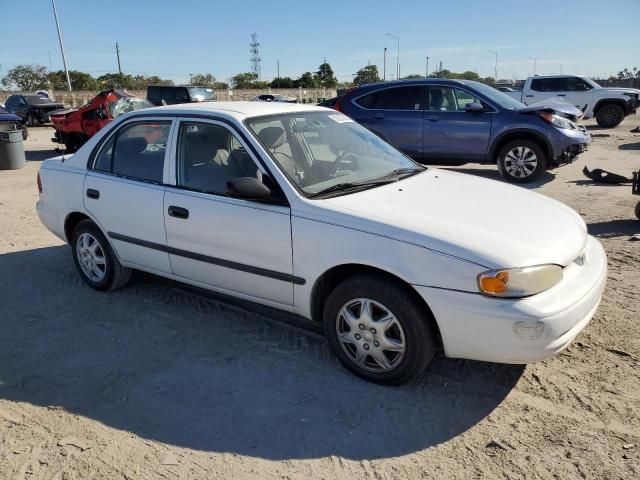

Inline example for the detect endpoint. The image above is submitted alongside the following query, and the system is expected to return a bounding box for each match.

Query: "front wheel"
[497,140,547,183]
[323,274,437,385]
[71,220,131,291]
[596,104,624,128]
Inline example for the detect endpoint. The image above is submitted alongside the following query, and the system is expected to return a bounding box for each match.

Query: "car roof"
[350,78,475,92]
[131,101,327,121]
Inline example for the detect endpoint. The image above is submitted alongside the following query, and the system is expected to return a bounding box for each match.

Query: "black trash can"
[0,129,27,170]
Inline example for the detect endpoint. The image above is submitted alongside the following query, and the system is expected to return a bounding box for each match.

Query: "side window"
[177,122,259,195]
[530,78,567,92]
[354,92,376,109]
[566,77,592,92]
[93,121,171,183]
[427,87,458,111]
[5,96,16,108]
[162,87,176,104]
[147,87,161,104]
[370,86,425,110]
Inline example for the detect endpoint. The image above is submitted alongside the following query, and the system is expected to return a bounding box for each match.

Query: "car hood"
[517,98,584,119]
[597,87,640,95]
[318,169,587,269]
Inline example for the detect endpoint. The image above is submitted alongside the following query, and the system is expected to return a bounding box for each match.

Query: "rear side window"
[530,78,567,92]
[162,87,176,103]
[355,86,425,110]
[93,121,171,183]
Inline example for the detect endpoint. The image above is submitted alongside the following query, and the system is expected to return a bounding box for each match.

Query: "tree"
[48,70,98,90]
[1,64,49,90]
[269,76,295,88]
[231,72,259,89]
[191,73,217,87]
[353,65,380,86]
[617,67,639,79]
[402,74,423,79]
[294,72,318,88]
[315,62,337,87]
[96,73,136,89]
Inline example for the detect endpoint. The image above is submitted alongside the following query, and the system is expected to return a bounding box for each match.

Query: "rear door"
[525,77,567,105]
[350,85,427,160]
[422,85,492,163]
[84,118,174,274]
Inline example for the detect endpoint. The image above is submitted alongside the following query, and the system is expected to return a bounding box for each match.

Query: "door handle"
[557,94,566,97]
[168,206,189,219]
[525,95,535,98]
[373,113,385,119]
[86,188,100,199]
[425,115,440,122]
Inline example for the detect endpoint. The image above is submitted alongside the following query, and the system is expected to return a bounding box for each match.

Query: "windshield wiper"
[310,178,397,198]
[376,167,425,179]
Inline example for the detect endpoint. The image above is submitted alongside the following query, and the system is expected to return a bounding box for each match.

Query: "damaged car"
[51,89,153,152]
[4,94,65,126]
[333,79,591,183]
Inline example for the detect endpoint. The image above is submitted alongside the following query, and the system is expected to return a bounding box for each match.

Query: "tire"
[596,104,624,128]
[497,139,547,183]
[635,201,640,221]
[71,220,131,291]
[21,125,28,141]
[27,114,38,127]
[65,134,85,153]
[323,274,437,385]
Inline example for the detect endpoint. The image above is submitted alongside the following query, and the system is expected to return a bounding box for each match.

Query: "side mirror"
[227,177,279,203]
[465,102,484,113]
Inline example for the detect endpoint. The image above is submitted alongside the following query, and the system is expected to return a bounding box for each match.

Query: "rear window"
[355,86,425,110]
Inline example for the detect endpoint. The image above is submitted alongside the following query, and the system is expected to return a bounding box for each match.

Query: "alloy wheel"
[336,298,406,373]
[504,146,538,178]
[76,233,107,282]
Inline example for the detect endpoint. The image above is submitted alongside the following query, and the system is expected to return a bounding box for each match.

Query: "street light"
[488,49,498,81]
[51,0,72,102]
[386,33,399,80]
[528,56,537,75]
[425,56,429,78]
[383,47,387,81]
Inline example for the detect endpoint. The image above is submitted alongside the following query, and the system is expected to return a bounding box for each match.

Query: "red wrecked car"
[51,89,153,152]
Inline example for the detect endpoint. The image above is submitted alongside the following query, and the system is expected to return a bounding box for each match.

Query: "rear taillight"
[37,172,42,193]
[334,98,344,112]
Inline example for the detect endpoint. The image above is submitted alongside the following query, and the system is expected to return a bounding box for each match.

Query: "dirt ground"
[1,117,639,480]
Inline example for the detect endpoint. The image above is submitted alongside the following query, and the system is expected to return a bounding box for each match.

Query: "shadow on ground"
[619,142,640,151]
[0,246,523,460]
[588,219,640,238]
[25,149,60,162]
[440,166,556,189]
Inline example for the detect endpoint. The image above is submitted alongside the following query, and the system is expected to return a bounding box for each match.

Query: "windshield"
[584,77,601,88]
[463,81,525,110]
[25,95,55,105]
[107,97,153,118]
[246,112,424,197]
[188,87,216,101]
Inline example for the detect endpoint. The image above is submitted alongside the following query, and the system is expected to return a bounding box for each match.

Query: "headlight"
[477,264,563,298]
[538,112,575,129]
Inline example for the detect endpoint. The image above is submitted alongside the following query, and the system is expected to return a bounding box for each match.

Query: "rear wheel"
[596,104,624,128]
[635,201,640,221]
[497,139,547,183]
[323,274,437,385]
[65,133,85,153]
[27,114,38,127]
[71,220,131,291]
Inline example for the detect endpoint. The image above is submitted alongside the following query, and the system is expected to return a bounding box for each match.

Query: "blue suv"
[334,79,591,183]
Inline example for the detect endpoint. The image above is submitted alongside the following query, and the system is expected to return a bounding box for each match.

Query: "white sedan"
[36,102,607,384]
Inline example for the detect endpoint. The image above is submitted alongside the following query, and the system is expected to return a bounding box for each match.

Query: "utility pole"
[488,50,498,81]
[189,73,193,84]
[439,60,442,73]
[116,42,122,74]
[385,33,399,80]
[48,51,52,71]
[425,56,429,78]
[528,56,536,75]
[383,47,387,81]
[51,0,72,102]
[277,60,280,88]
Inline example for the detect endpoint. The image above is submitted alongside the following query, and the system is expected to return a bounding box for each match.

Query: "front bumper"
[414,235,607,364]
[551,126,591,166]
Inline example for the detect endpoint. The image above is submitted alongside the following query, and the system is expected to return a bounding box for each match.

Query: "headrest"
[118,137,147,155]
[258,126,285,149]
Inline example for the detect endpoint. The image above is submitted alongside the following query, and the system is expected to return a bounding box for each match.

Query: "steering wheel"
[333,152,359,177]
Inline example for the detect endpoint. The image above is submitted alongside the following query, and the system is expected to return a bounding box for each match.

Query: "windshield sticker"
[328,114,354,123]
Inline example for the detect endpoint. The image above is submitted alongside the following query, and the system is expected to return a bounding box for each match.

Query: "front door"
[422,86,492,163]
[84,119,174,274]
[163,119,294,307]
[351,85,427,160]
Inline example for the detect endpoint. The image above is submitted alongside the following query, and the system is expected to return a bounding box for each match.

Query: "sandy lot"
[1,119,639,479]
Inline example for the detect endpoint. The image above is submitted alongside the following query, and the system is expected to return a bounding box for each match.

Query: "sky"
[1,0,639,85]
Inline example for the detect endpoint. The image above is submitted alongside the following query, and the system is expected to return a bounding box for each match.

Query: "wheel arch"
[593,98,627,115]
[309,263,443,349]
[489,129,552,164]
